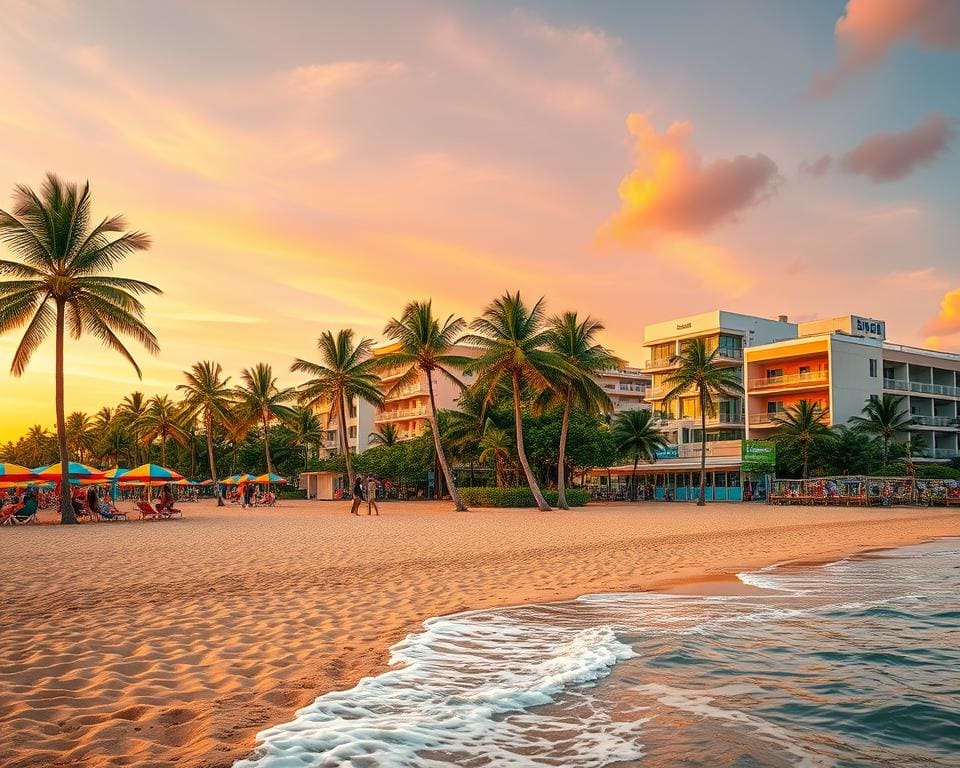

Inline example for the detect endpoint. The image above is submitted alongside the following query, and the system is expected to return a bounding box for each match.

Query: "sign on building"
[741,440,776,472]
[655,446,679,460]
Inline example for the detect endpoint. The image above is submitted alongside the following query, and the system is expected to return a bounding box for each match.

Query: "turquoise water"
[238,539,960,767]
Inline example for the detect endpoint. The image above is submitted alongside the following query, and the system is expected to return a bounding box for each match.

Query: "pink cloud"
[799,154,833,177]
[923,287,960,341]
[809,0,960,97]
[597,114,780,242]
[840,113,956,182]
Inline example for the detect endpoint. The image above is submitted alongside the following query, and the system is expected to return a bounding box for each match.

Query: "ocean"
[236,538,960,767]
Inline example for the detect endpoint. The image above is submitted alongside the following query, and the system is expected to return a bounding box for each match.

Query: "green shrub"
[276,488,307,500]
[914,464,960,480]
[458,486,589,507]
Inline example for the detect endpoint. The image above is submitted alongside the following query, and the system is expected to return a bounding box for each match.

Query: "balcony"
[749,412,782,427]
[377,406,429,422]
[914,447,960,459]
[911,415,959,428]
[654,412,743,427]
[884,378,960,398]
[750,371,829,390]
[715,348,743,361]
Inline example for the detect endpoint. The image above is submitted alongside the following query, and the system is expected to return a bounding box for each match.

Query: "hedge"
[458,487,589,508]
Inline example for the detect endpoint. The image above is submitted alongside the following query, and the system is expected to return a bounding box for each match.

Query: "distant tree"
[369,423,401,447]
[478,418,513,487]
[235,362,297,474]
[66,411,96,463]
[140,394,188,466]
[772,400,834,479]
[178,361,234,505]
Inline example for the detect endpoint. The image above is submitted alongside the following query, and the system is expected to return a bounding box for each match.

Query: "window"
[766,368,783,379]
[799,365,811,375]
[767,401,784,414]
[869,358,878,378]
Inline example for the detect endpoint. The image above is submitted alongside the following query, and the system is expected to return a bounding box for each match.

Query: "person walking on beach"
[350,474,364,516]
[366,475,379,516]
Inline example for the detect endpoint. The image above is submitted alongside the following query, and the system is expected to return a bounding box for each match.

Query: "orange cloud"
[597,114,780,243]
[923,288,960,343]
[840,113,956,181]
[809,0,960,97]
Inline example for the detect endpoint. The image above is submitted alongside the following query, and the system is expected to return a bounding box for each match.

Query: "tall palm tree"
[662,338,743,506]
[66,411,96,463]
[849,394,913,466]
[611,409,669,501]
[178,361,234,505]
[235,362,297,474]
[369,423,401,447]
[287,406,323,470]
[772,399,834,479]
[0,174,159,523]
[378,300,473,511]
[141,394,188,466]
[478,418,513,487]
[292,329,384,491]
[539,312,616,509]
[117,391,149,464]
[460,292,569,511]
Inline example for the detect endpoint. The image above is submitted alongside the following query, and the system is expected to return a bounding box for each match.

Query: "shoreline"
[1,501,958,768]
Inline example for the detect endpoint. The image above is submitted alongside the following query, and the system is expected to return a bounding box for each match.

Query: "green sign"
[655,446,679,460]
[741,440,776,472]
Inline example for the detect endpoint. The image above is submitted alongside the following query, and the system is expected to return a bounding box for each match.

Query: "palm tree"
[378,300,473,511]
[772,399,834,479]
[369,423,401,447]
[235,362,297,474]
[292,329,384,492]
[287,406,323,470]
[23,424,52,467]
[141,394,188,466]
[117,391,149,464]
[178,361,234,505]
[478,418,513,487]
[0,174,159,523]
[662,338,743,506]
[539,312,616,509]
[611,409,669,501]
[460,292,569,511]
[66,411,96,463]
[849,394,913,466]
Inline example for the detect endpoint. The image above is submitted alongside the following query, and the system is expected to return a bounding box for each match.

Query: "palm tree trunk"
[263,413,274,474]
[206,412,223,506]
[803,443,809,479]
[339,391,355,491]
[632,454,639,502]
[882,435,888,467]
[513,372,551,510]
[556,390,571,510]
[698,388,707,506]
[55,301,76,524]
[426,371,467,511]
[161,434,167,466]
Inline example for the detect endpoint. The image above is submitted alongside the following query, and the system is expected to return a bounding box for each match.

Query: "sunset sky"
[1,0,959,441]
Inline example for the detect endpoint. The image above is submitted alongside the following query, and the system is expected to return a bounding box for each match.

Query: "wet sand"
[1,499,957,767]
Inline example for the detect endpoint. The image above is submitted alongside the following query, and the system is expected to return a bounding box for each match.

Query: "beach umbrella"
[253,473,287,484]
[0,463,37,483]
[196,479,215,486]
[104,467,130,480]
[123,464,185,484]
[223,473,257,485]
[36,462,107,481]
[174,478,194,486]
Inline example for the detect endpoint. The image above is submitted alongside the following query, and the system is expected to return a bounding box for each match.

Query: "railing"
[647,356,676,368]
[715,348,743,361]
[618,384,647,393]
[750,412,781,426]
[884,378,960,398]
[377,407,428,421]
[653,413,743,426]
[912,415,959,427]
[679,440,743,459]
[914,447,960,459]
[750,371,829,389]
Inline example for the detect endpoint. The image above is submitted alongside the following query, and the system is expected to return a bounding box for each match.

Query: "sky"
[0,0,959,440]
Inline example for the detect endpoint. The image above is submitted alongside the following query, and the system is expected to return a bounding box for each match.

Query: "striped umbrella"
[0,463,37,483]
[36,462,107,481]
[253,473,287,484]
[123,464,185,484]
[104,467,130,480]
[223,474,258,485]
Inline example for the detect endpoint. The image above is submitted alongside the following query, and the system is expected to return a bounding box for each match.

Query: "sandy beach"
[1,499,958,768]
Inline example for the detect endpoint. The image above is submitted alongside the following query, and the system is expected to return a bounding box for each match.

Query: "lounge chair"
[137,501,163,520]
[157,504,183,519]
[98,503,128,521]
[2,500,38,525]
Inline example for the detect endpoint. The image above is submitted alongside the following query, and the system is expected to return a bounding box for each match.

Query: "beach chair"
[158,505,183,519]
[98,502,128,521]
[0,507,17,525]
[137,501,163,520]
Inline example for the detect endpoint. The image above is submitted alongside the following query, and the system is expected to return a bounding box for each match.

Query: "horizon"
[1,0,959,441]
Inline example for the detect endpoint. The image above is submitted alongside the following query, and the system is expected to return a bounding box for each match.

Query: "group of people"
[350,474,380,516]
[230,482,277,508]
[71,485,128,520]
[0,487,39,524]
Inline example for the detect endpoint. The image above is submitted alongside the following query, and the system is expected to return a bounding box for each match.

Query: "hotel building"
[590,310,960,502]
[597,362,651,413]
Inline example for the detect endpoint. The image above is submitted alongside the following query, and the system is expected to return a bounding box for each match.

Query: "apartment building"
[597,362,650,413]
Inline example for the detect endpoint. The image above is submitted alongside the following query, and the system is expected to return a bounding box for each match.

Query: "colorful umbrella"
[104,467,130,480]
[253,473,287,484]
[122,464,185,484]
[0,463,37,483]
[196,479,215,486]
[174,478,194,486]
[223,474,257,485]
[36,462,107,480]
